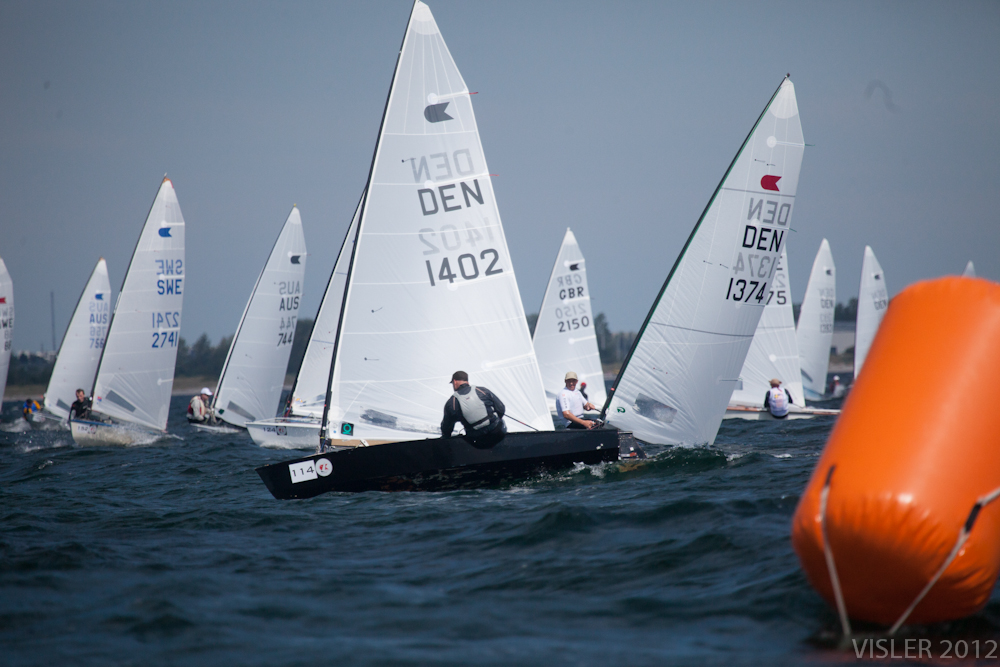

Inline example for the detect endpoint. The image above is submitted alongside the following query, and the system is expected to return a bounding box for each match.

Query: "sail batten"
[320,0,550,443]
[604,78,805,446]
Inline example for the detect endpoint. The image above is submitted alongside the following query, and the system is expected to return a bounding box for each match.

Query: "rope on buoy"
[819,465,852,639]
[889,485,1000,635]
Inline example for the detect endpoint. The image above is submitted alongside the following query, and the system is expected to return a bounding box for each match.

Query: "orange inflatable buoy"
[792,277,1000,629]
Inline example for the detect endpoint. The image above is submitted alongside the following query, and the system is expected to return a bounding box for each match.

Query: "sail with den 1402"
[320,0,550,444]
[603,77,805,446]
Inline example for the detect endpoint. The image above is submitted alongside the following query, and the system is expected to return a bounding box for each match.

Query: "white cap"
[200,387,213,396]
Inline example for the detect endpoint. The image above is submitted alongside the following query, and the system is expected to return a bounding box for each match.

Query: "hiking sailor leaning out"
[557,371,597,429]
[188,387,218,425]
[764,378,793,419]
[441,370,506,447]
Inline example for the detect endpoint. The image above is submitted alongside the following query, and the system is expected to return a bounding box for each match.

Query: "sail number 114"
[726,278,768,303]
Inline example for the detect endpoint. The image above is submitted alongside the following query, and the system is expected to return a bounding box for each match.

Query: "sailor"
[763,378,793,419]
[830,375,847,398]
[22,397,42,421]
[441,370,506,447]
[556,371,598,429]
[69,388,92,422]
[187,387,217,424]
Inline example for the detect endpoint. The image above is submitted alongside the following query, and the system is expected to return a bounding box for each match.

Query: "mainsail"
[729,247,805,408]
[214,207,307,427]
[853,245,888,378]
[286,194,362,419]
[0,258,13,403]
[603,77,805,445]
[91,178,185,431]
[44,258,111,420]
[532,228,606,412]
[962,260,976,278]
[320,1,551,443]
[796,239,836,399]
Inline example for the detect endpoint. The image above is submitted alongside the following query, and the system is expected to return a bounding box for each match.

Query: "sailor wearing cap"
[556,371,598,429]
[441,371,507,447]
[187,387,218,424]
[763,378,793,419]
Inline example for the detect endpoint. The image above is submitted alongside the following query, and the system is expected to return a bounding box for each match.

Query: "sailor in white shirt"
[555,371,598,429]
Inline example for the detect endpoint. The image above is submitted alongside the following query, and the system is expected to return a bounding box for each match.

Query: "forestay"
[0,258,13,403]
[214,207,307,427]
[287,194,362,419]
[729,247,805,408]
[322,1,550,442]
[796,239,836,400]
[533,228,606,412]
[92,178,185,431]
[603,78,805,445]
[853,245,888,378]
[44,258,111,420]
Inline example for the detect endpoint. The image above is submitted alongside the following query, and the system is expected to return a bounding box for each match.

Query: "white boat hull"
[189,421,244,435]
[723,405,840,421]
[246,417,321,449]
[70,419,166,446]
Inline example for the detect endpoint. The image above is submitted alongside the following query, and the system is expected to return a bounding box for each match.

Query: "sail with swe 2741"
[44,258,112,420]
[214,207,307,427]
[729,246,805,408]
[603,78,805,446]
[91,178,185,432]
[533,228,607,413]
[796,239,836,400]
[321,1,550,443]
[853,245,888,379]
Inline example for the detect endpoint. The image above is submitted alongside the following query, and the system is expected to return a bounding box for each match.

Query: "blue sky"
[2,0,997,352]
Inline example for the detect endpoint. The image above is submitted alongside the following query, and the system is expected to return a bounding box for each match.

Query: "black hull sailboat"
[256,429,644,498]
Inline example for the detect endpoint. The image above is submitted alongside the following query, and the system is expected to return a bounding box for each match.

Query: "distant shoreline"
[2,375,294,402]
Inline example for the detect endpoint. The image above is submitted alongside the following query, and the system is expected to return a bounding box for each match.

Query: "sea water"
[2,397,999,666]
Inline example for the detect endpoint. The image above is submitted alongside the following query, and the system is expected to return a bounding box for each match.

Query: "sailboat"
[599,77,805,446]
[256,2,639,498]
[0,258,13,407]
[42,258,111,424]
[195,206,307,434]
[796,239,836,400]
[71,178,185,446]
[532,228,607,415]
[724,247,837,420]
[246,194,361,448]
[853,245,888,379]
[962,260,976,278]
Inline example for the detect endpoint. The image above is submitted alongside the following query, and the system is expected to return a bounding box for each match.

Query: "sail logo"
[158,227,172,237]
[0,297,5,303]
[761,175,781,191]
[95,293,104,300]
[290,255,301,265]
[424,102,453,123]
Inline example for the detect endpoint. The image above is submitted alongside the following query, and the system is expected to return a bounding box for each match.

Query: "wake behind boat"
[257,428,643,497]
[71,178,186,446]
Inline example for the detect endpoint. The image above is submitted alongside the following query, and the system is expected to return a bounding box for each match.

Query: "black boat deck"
[256,428,642,498]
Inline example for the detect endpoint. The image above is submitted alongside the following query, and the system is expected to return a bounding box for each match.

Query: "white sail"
[729,246,805,408]
[322,1,551,442]
[533,228,606,412]
[962,260,976,278]
[853,245,888,378]
[603,78,805,446]
[214,207,307,427]
[44,258,112,419]
[287,195,362,419]
[0,258,12,402]
[796,239,836,399]
[91,178,185,431]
